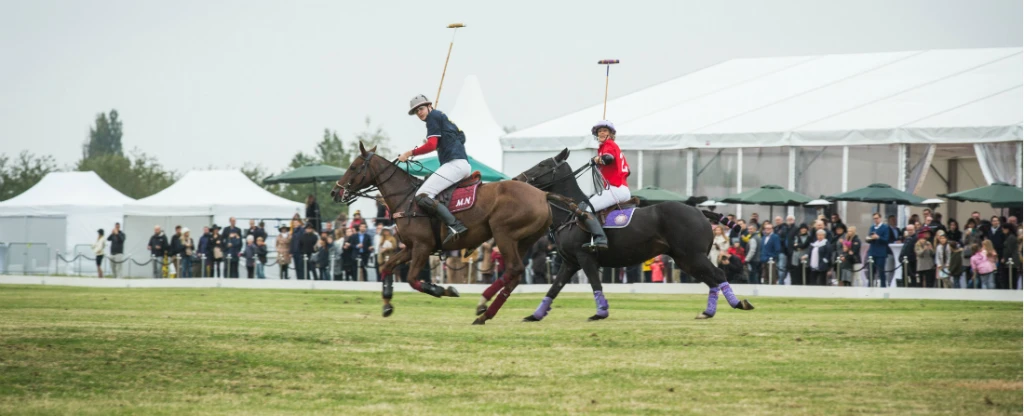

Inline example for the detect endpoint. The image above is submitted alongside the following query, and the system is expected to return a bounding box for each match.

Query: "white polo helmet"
[408,94,432,115]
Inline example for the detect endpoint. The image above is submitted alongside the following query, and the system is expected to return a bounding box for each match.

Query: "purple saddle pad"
[602,207,635,229]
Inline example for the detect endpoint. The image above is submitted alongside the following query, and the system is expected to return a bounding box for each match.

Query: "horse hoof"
[382,304,395,318]
[587,314,608,321]
[523,315,542,322]
[476,304,488,316]
[740,299,755,310]
[472,317,487,325]
[695,312,714,320]
[445,286,460,298]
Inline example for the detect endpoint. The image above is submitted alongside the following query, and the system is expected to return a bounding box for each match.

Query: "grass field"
[0,285,1020,415]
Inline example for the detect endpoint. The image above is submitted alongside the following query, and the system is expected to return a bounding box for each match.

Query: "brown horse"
[331,143,551,324]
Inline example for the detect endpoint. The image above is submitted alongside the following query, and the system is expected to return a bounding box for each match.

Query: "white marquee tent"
[122,170,302,261]
[448,75,506,172]
[0,171,134,272]
[502,47,1023,226]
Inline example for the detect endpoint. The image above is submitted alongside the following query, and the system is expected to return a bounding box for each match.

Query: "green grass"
[0,286,1020,415]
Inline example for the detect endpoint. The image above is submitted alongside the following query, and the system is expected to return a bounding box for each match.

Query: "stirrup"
[443,225,467,245]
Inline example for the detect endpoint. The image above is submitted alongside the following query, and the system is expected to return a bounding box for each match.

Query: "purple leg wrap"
[718,282,741,308]
[704,287,720,317]
[532,297,553,320]
[594,290,609,317]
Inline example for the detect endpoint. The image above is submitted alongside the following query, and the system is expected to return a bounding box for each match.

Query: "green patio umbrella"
[720,184,813,220]
[263,164,348,195]
[827,183,925,205]
[940,182,1023,209]
[632,186,706,206]
[402,155,509,182]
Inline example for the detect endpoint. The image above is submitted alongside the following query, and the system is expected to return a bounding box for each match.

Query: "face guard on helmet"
[408,94,432,115]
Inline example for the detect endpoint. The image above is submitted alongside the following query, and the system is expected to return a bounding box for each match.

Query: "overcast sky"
[1,0,1020,173]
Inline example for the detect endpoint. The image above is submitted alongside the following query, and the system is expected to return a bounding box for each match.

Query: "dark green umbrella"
[720,184,813,206]
[826,183,925,205]
[403,155,509,182]
[632,186,705,206]
[263,164,348,195]
[940,182,1023,209]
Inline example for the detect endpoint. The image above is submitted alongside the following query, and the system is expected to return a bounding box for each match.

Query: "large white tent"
[502,47,1023,227]
[122,170,302,261]
[0,171,134,272]
[448,75,506,172]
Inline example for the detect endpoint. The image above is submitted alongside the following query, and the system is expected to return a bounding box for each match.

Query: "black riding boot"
[416,194,468,245]
[580,215,609,251]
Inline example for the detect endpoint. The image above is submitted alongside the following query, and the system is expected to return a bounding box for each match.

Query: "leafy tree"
[83,110,124,159]
[350,118,394,158]
[315,129,350,168]
[76,150,176,199]
[0,151,59,201]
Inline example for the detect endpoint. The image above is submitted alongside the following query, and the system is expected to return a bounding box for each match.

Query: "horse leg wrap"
[484,287,512,319]
[718,282,741,308]
[532,296,553,320]
[704,287,720,317]
[482,277,506,301]
[593,290,609,318]
[381,271,394,300]
[416,281,445,298]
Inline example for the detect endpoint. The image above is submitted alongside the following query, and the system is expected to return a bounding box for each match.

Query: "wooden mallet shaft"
[435,23,466,107]
[598,59,620,119]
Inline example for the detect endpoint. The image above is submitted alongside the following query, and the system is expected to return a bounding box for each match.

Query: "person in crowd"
[970,241,998,289]
[317,234,333,281]
[377,228,397,265]
[323,222,334,236]
[246,219,267,243]
[887,215,900,239]
[790,224,811,284]
[243,235,257,279]
[210,226,223,277]
[253,236,266,279]
[830,214,845,235]
[92,228,106,278]
[727,239,746,266]
[528,235,553,284]
[986,217,1005,288]
[929,213,947,234]
[708,225,728,267]
[946,219,963,246]
[170,225,183,277]
[147,225,168,279]
[838,225,861,286]
[934,231,951,288]
[1002,223,1021,290]
[348,223,373,281]
[276,225,291,279]
[831,224,847,279]
[803,229,832,286]
[778,215,797,283]
[813,219,833,243]
[180,228,194,278]
[376,197,392,226]
[898,223,918,286]
[866,213,892,287]
[297,223,319,280]
[744,224,761,285]
[106,222,125,279]
[909,214,921,228]
[197,226,211,277]
[305,195,322,233]
[730,219,745,243]
[491,246,505,281]
[759,223,783,285]
[290,219,305,280]
[651,255,666,283]
[718,252,744,283]
[350,210,365,230]
[915,236,936,288]
[947,241,965,289]
[225,231,242,278]
[223,217,243,246]
[333,213,348,232]
[964,218,978,236]
[748,212,760,228]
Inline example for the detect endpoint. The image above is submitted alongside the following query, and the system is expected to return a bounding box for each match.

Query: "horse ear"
[556,148,570,162]
[369,145,377,154]
[358,142,367,156]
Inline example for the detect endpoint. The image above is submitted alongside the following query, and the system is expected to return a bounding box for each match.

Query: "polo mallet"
[435,23,466,107]
[598,59,620,119]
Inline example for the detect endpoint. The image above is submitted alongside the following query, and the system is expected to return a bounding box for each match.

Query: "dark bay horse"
[476,148,755,320]
[331,143,551,324]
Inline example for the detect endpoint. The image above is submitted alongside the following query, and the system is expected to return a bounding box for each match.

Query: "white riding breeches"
[588,184,631,212]
[416,159,472,198]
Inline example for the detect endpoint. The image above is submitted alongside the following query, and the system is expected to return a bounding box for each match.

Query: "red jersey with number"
[597,139,629,187]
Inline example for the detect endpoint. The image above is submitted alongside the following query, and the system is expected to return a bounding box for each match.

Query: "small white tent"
[0,171,134,271]
[448,75,506,172]
[122,170,303,260]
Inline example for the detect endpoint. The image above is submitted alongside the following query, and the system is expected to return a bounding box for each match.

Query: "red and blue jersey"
[411,110,467,165]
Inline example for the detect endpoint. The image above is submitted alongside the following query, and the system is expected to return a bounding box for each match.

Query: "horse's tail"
[701,210,741,233]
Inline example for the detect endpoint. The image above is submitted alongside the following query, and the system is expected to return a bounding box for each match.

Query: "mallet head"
[447,23,466,28]
[597,59,620,65]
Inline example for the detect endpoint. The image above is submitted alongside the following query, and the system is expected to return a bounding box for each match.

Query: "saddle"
[595,197,640,225]
[435,170,482,213]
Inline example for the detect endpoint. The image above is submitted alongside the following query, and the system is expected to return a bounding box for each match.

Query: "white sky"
[0,0,1020,173]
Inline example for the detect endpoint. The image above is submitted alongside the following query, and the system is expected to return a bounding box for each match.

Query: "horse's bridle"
[514,158,590,191]
[334,152,410,205]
